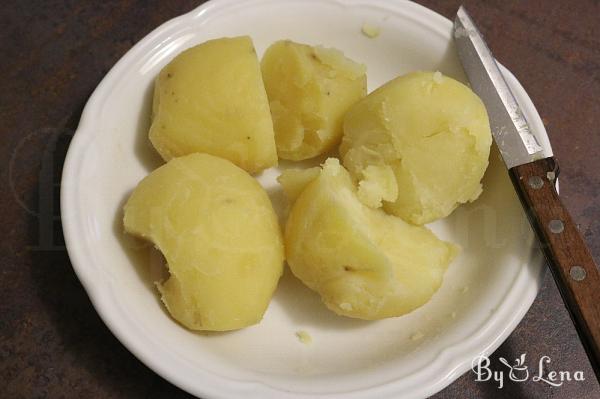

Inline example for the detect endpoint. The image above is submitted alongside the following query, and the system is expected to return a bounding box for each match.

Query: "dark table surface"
[2,0,600,398]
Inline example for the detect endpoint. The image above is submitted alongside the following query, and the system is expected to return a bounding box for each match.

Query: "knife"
[454,6,600,379]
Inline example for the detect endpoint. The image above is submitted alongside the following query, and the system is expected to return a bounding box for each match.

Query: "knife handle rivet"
[528,176,544,189]
[570,266,586,282]
[549,219,564,234]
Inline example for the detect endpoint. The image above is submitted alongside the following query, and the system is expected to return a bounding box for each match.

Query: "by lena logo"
[471,353,585,389]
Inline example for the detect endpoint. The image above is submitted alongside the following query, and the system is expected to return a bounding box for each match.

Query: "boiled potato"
[285,158,458,320]
[261,40,367,161]
[277,167,321,202]
[340,71,492,225]
[123,153,284,331]
[149,36,277,174]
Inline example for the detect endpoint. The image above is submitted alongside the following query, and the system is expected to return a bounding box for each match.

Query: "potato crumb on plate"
[410,331,424,341]
[361,23,381,38]
[296,330,312,344]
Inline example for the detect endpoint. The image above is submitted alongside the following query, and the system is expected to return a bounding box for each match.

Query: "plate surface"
[61,0,552,398]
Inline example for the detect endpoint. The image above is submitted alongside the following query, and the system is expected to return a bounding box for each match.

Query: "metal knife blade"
[454,6,600,380]
[453,6,544,169]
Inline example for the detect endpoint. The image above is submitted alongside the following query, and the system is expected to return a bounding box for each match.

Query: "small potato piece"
[341,71,492,225]
[285,158,458,320]
[356,164,398,208]
[149,36,277,174]
[123,153,284,331]
[277,167,321,202]
[261,40,367,161]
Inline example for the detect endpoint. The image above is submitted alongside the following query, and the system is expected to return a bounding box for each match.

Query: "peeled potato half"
[341,71,492,225]
[261,40,367,160]
[123,153,284,331]
[149,36,277,174]
[284,159,458,320]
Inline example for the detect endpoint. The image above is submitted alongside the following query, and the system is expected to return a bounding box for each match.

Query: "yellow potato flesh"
[277,167,321,202]
[123,154,284,331]
[341,71,492,225]
[261,40,367,161]
[285,159,458,320]
[149,36,277,174]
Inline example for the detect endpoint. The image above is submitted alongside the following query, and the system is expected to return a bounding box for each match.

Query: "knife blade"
[454,6,600,380]
[454,6,543,169]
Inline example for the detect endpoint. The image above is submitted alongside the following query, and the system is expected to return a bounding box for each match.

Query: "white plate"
[61,0,552,398]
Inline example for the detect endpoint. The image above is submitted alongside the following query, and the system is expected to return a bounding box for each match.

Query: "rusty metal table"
[2,1,599,398]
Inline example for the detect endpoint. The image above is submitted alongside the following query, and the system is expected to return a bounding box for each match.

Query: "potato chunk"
[261,40,367,160]
[149,36,277,174]
[285,158,458,320]
[341,71,492,225]
[277,167,321,202]
[123,153,284,331]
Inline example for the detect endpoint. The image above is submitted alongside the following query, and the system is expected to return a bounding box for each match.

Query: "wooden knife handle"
[510,157,600,379]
